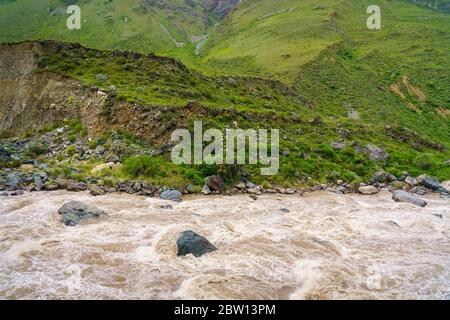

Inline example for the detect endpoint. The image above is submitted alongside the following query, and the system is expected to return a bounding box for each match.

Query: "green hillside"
[0,0,449,187]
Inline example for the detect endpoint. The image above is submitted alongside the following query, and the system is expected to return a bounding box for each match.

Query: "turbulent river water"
[0,190,449,300]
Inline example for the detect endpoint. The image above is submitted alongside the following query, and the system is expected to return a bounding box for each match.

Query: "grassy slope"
[0,0,449,185]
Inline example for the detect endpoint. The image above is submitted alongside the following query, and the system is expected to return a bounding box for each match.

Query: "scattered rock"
[245,180,257,189]
[204,175,225,192]
[201,185,211,195]
[89,185,106,196]
[247,188,262,195]
[236,181,246,189]
[67,181,88,192]
[58,201,106,226]
[10,190,24,196]
[280,208,290,213]
[331,141,346,150]
[160,204,173,210]
[358,186,379,195]
[417,175,442,191]
[412,187,428,196]
[249,194,258,201]
[366,144,389,162]
[44,181,59,191]
[371,171,397,184]
[405,176,418,188]
[441,181,450,193]
[392,190,427,207]
[160,189,182,202]
[176,230,217,257]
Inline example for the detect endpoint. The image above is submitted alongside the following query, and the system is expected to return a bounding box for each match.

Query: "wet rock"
[44,181,59,191]
[371,171,397,184]
[176,230,217,257]
[358,186,379,195]
[412,187,428,196]
[1,192,8,197]
[201,185,211,195]
[280,208,290,213]
[417,175,442,191]
[58,201,107,226]
[160,189,182,202]
[160,204,173,210]
[89,185,107,196]
[392,190,427,208]
[204,175,225,192]
[442,181,450,193]
[10,190,24,196]
[236,181,246,189]
[405,176,418,188]
[245,180,257,189]
[247,188,262,195]
[366,144,389,162]
[67,181,88,192]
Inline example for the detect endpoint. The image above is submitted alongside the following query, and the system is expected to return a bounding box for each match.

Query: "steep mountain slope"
[200,0,450,80]
[1,41,449,186]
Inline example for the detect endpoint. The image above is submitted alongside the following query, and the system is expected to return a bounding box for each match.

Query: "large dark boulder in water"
[58,201,106,226]
[176,230,217,257]
[160,189,183,201]
[392,190,427,208]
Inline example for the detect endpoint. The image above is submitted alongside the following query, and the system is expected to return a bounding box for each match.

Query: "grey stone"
[204,175,225,192]
[417,175,442,191]
[358,186,379,195]
[405,176,418,187]
[392,190,427,208]
[371,171,397,184]
[176,230,217,257]
[160,189,183,201]
[58,201,106,226]
[366,144,389,162]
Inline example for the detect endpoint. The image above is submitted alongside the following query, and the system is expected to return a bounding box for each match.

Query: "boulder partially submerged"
[160,189,182,202]
[392,190,427,208]
[176,230,217,257]
[58,201,106,226]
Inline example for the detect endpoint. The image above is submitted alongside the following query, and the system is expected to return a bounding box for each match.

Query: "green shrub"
[25,143,47,158]
[123,155,178,178]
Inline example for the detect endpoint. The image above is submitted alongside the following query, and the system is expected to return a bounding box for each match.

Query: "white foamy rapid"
[0,189,449,300]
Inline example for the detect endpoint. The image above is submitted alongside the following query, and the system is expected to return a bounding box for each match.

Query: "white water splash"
[0,190,449,299]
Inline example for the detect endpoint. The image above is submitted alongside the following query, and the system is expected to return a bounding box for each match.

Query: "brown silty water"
[0,189,449,299]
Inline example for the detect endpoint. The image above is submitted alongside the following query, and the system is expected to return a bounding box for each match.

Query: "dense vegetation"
[0,0,449,188]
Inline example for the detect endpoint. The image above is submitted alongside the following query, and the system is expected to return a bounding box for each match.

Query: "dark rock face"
[392,190,427,207]
[58,201,106,226]
[417,175,442,191]
[204,175,225,192]
[160,189,183,201]
[176,230,217,257]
